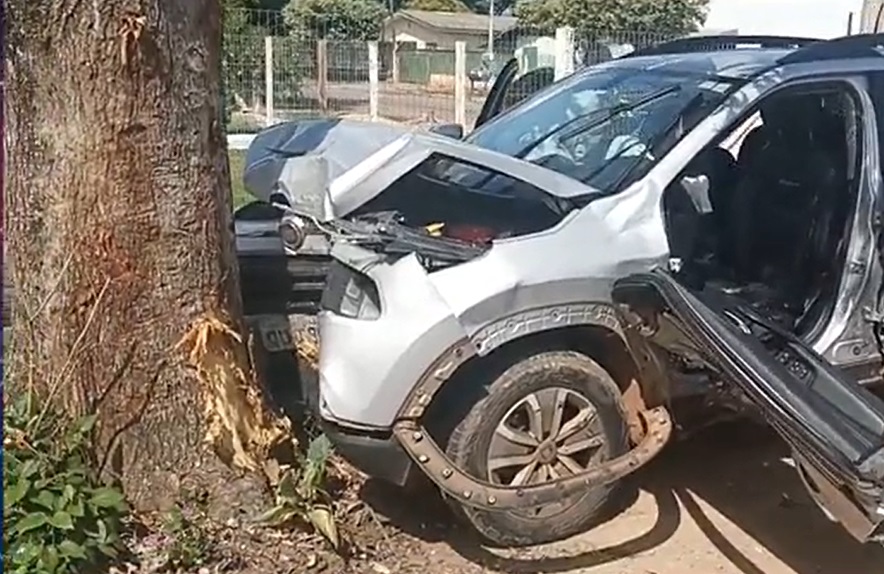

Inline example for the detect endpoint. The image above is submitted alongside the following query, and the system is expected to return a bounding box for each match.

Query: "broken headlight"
[278,214,308,252]
[321,261,381,320]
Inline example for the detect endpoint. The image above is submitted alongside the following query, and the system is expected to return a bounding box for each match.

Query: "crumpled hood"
[243,117,601,224]
[242,118,413,216]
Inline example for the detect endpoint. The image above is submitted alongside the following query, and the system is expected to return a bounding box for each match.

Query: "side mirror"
[429,123,464,140]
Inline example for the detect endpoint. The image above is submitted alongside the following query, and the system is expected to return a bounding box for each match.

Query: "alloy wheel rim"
[486,387,607,518]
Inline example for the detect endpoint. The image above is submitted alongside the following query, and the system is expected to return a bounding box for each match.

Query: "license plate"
[257,315,294,353]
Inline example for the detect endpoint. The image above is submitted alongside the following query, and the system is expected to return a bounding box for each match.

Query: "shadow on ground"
[360,420,884,574]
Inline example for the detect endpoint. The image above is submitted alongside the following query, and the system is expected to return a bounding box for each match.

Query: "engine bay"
[350,153,577,247]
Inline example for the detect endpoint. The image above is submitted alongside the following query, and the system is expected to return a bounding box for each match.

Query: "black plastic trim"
[239,253,328,315]
[628,35,822,58]
[779,33,884,65]
[322,421,415,486]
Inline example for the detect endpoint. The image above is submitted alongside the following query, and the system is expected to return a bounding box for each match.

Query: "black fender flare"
[392,303,674,510]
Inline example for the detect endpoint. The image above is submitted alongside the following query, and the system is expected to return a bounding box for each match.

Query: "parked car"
[256,34,884,548]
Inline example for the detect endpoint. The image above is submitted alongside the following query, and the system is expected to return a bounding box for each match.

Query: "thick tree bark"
[5,0,286,512]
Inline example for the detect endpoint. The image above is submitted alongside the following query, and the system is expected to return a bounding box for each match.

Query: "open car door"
[473,58,555,129]
[612,270,884,545]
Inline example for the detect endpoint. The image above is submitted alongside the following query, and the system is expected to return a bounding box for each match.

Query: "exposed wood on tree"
[5,0,288,513]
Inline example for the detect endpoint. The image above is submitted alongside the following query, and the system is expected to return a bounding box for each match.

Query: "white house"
[383,10,518,50]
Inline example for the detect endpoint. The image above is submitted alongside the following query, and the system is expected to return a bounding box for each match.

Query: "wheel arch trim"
[470,303,625,356]
[390,302,675,510]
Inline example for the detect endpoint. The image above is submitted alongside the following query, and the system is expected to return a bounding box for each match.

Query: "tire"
[444,350,629,547]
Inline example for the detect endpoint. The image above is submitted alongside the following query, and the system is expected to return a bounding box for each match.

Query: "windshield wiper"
[575,139,649,193]
[514,85,682,160]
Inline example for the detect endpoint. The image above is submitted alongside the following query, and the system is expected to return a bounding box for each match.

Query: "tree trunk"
[5,0,287,513]
[862,0,884,33]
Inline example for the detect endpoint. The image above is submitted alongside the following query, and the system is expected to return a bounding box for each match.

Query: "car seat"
[664,147,739,281]
[731,94,847,318]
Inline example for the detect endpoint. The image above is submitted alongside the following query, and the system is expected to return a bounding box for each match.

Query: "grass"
[228,150,252,209]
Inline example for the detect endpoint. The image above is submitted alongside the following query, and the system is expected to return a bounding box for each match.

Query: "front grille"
[239,254,330,315]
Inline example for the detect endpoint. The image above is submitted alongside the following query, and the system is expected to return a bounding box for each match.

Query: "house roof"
[392,10,519,35]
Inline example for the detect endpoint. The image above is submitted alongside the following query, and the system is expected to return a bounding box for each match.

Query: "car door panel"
[474,58,519,128]
[612,270,884,543]
[474,59,556,129]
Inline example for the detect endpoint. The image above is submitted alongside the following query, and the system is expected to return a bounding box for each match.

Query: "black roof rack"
[628,35,822,58]
[778,33,884,64]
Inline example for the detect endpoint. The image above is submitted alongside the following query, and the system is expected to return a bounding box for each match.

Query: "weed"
[258,434,340,549]
[160,503,217,571]
[3,395,128,574]
[228,149,252,209]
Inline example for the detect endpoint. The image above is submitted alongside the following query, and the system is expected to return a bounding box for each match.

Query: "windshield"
[465,65,741,193]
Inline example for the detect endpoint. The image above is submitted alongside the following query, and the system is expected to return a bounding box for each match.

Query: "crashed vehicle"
[236,60,559,394]
[252,34,884,547]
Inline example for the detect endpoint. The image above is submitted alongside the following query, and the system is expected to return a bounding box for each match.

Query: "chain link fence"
[223,8,680,133]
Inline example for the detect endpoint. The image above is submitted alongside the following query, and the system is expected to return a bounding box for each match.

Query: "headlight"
[321,261,381,320]
[338,273,381,320]
[279,215,307,251]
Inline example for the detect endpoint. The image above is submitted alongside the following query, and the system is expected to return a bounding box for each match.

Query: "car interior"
[663,83,862,339]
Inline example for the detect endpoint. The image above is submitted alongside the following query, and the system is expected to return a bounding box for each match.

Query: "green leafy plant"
[3,397,128,574]
[515,0,709,35]
[161,504,217,571]
[258,434,339,548]
[282,0,385,41]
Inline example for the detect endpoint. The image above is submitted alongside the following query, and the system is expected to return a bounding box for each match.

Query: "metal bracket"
[392,406,673,510]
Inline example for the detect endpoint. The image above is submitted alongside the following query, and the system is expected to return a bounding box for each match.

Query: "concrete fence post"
[368,41,380,121]
[454,41,467,129]
[264,36,274,126]
[317,39,329,113]
[554,26,576,81]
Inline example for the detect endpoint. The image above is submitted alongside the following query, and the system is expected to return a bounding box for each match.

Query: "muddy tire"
[444,350,629,547]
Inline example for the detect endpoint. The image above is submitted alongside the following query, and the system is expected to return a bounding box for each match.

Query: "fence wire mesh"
[222,8,683,132]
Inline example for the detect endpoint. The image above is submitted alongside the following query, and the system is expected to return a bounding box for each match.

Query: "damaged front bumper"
[315,243,474,428]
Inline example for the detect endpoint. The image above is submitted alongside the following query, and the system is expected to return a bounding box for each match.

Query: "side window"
[475,60,556,128]
[352,153,568,240]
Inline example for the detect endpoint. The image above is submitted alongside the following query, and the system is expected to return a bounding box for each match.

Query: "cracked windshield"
[467,64,738,192]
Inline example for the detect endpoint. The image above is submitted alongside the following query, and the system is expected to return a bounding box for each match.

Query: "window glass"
[468,65,741,193]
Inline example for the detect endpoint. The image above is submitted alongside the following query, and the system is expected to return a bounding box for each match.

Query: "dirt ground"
[132,420,882,574]
[348,421,883,574]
